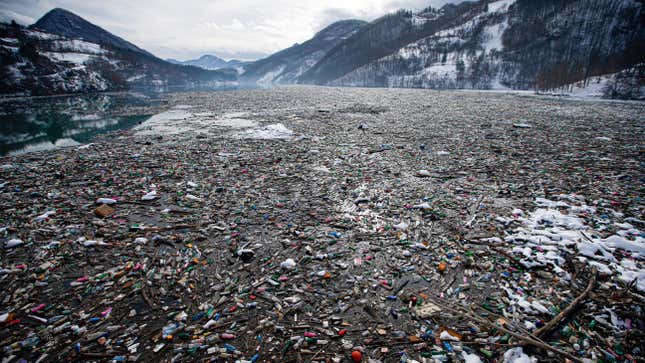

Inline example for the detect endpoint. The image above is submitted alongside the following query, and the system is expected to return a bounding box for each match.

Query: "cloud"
[0,8,36,24]
[0,0,461,60]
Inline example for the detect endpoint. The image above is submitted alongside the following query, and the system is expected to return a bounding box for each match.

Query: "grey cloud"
[0,0,462,60]
[385,0,458,10]
[313,8,362,33]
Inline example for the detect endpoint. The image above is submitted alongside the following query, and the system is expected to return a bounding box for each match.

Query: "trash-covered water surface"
[0,87,643,362]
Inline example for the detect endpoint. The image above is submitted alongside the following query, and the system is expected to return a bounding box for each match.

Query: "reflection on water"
[0,84,259,155]
[0,93,158,155]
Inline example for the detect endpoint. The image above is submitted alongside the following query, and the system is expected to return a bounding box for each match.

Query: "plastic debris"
[0,87,643,363]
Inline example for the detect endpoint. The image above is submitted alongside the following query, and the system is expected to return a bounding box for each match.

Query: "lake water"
[0,92,165,155]
[0,84,267,156]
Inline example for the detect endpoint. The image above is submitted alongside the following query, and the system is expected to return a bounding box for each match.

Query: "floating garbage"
[141,190,157,201]
[0,87,642,362]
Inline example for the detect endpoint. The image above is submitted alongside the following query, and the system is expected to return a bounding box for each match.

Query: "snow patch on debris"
[337,183,388,233]
[496,195,645,291]
[211,112,258,128]
[232,123,293,140]
[136,109,263,137]
[134,107,194,135]
[503,347,536,363]
[462,352,483,363]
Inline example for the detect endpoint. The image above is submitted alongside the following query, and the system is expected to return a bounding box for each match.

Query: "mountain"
[298,2,480,85]
[166,55,250,73]
[167,54,227,69]
[3,1,643,98]
[0,9,236,96]
[241,19,367,84]
[326,0,644,92]
[244,0,643,99]
[31,8,154,58]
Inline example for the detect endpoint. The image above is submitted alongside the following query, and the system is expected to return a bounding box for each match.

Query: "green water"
[0,93,159,155]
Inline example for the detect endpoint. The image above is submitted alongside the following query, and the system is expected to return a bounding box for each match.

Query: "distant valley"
[166,55,248,74]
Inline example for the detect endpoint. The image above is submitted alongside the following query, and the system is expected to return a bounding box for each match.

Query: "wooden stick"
[533,268,597,338]
[141,287,155,309]
[423,296,583,363]
[484,318,583,363]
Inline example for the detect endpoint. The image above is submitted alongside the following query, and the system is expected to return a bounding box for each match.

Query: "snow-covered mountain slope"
[31,8,154,58]
[166,55,249,73]
[321,0,644,93]
[332,0,515,89]
[241,19,367,85]
[0,26,120,95]
[298,1,481,85]
[540,63,645,100]
[0,11,236,96]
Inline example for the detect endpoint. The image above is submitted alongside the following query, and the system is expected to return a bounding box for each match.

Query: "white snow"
[462,352,482,363]
[24,29,62,40]
[257,65,285,85]
[43,52,92,65]
[422,63,457,77]
[232,123,294,140]
[280,258,296,269]
[135,108,265,137]
[212,112,258,128]
[50,39,104,54]
[553,76,610,99]
[488,0,517,14]
[503,347,536,363]
[147,108,192,122]
[0,37,18,44]
[498,196,645,291]
[540,64,645,100]
[0,44,19,52]
[126,74,145,82]
[134,108,193,135]
[373,0,515,91]
[410,15,434,28]
[481,20,508,51]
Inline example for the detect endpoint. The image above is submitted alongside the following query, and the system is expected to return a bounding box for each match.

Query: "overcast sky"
[0,0,460,60]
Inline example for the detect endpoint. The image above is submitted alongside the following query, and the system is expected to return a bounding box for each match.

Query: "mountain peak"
[41,8,76,18]
[30,8,154,57]
[164,54,249,71]
[313,19,367,40]
[198,54,224,61]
